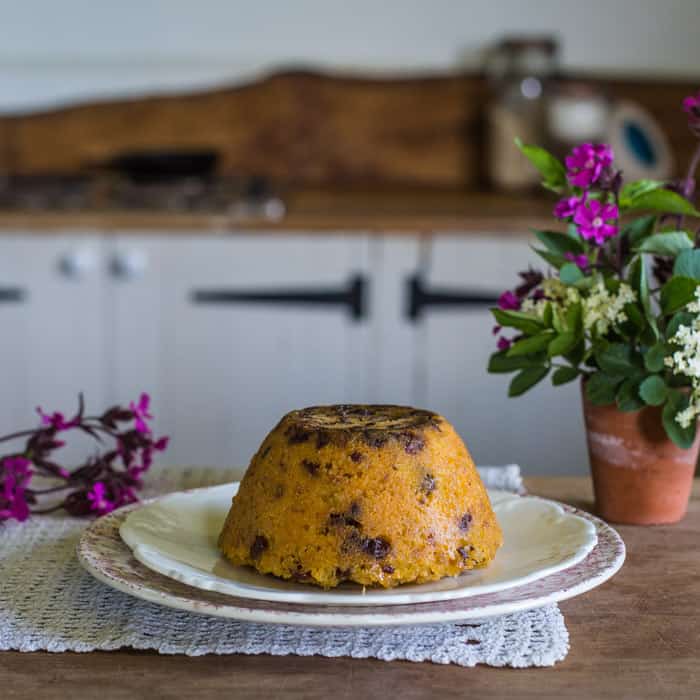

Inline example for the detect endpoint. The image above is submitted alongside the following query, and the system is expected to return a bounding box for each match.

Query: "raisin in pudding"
[218,405,502,589]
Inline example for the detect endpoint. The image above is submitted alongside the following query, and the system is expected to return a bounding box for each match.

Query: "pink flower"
[497,337,512,352]
[498,291,521,311]
[565,143,614,188]
[129,393,153,434]
[86,482,114,515]
[564,252,590,271]
[0,456,33,522]
[573,199,619,245]
[553,194,584,220]
[36,408,78,431]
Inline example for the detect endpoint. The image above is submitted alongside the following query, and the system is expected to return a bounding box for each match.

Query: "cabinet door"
[418,235,587,476]
[109,234,372,468]
[0,235,106,461]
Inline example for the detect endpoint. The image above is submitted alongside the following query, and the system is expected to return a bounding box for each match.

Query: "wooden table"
[2,477,699,700]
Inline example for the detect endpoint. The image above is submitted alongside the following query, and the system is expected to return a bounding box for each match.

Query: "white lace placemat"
[0,465,569,667]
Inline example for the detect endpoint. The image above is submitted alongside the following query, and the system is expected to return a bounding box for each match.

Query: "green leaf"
[533,230,584,255]
[492,308,545,335]
[595,343,640,377]
[635,231,693,256]
[565,340,585,366]
[616,378,645,412]
[507,331,555,357]
[532,247,567,269]
[586,372,623,405]
[547,332,578,358]
[660,277,699,315]
[619,180,665,208]
[673,249,700,280]
[624,303,645,330]
[488,351,547,374]
[542,302,553,328]
[621,215,657,247]
[666,311,695,339]
[508,366,550,397]
[559,262,584,285]
[626,189,700,217]
[515,139,567,192]
[639,375,669,406]
[565,303,583,333]
[628,256,652,319]
[644,343,668,372]
[662,390,698,448]
[552,366,580,386]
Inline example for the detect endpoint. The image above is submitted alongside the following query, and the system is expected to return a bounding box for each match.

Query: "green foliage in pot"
[488,91,700,448]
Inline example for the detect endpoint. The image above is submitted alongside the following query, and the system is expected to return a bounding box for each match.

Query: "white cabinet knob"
[58,249,97,279]
[110,250,148,280]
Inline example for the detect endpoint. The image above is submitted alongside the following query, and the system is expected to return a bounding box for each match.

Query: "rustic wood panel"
[0,70,698,187]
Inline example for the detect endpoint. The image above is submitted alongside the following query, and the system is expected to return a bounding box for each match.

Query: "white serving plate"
[116,483,598,606]
[77,488,625,627]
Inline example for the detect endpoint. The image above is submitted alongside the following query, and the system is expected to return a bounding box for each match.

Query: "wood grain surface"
[1,70,697,189]
[2,477,699,700]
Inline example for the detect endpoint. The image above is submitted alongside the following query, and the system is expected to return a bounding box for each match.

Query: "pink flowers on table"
[86,482,114,515]
[130,393,153,434]
[0,393,169,524]
[565,143,614,188]
[0,457,32,522]
[573,199,619,245]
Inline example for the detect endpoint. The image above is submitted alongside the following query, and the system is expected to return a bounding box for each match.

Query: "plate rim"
[117,483,599,606]
[77,490,625,627]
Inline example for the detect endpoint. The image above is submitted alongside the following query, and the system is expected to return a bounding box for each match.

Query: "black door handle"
[0,287,25,303]
[191,274,367,321]
[406,274,499,322]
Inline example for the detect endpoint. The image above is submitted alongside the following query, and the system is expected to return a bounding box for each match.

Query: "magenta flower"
[497,337,512,352]
[36,408,78,432]
[0,456,32,522]
[553,194,584,220]
[86,482,114,515]
[564,252,590,271]
[129,393,153,434]
[683,90,700,133]
[498,290,521,311]
[573,199,619,245]
[565,143,614,188]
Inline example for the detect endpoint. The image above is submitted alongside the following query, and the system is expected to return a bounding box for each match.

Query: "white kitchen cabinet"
[107,234,373,468]
[0,235,107,461]
[415,235,587,475]
[1,230,586,476]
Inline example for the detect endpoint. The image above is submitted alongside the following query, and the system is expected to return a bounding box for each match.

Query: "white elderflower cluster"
[581,279,636,336]
[521,278,580,317]
[686,286,700,313]
[665,309,700,429]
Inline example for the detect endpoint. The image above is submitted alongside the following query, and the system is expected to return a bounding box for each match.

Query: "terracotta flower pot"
[581,381,699,525]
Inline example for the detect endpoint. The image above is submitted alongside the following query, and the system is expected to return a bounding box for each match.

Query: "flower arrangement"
[488,90,700,449]
[0,394,168,523]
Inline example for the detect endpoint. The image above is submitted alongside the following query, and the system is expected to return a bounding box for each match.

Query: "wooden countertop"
[0,189,553,234]
[2,476,699,700]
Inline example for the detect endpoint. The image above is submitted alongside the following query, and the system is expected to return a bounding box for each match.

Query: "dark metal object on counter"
[98,149,220,182]
[191,274,367,321]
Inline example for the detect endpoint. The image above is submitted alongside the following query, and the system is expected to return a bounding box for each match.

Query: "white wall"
[1,0,699,113]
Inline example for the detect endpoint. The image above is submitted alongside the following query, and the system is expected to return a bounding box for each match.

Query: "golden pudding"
[218,405,502,588]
